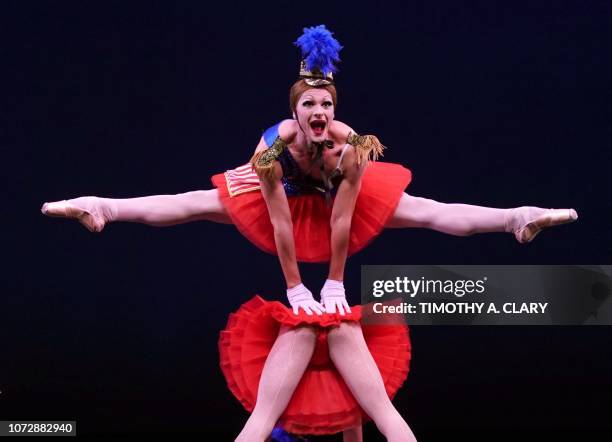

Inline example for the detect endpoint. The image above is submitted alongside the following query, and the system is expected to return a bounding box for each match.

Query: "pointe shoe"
[41,198,107,233]
[514,208,578,244]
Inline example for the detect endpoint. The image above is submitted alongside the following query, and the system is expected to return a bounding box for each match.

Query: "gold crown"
[299,60,334,86]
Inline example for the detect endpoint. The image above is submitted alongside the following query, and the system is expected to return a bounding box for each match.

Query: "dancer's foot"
[41,197,116,233]
[505,206,578,244]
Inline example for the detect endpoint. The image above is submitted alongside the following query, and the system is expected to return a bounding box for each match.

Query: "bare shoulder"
[278,119,298,143]
[330,120,355,143]
[341,146,365,181]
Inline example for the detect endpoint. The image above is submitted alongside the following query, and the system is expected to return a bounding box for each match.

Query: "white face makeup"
[295,88,335,143]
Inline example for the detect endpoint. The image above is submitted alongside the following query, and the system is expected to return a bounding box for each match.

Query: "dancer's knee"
[441,216,476,236]
[411,197,478,236]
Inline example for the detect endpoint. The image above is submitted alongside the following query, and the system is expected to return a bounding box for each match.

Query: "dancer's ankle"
[97,197,118,223]
[503,208,518,233]
[68,196,118,224]
[504,206,547,234]
[503,206,577,244]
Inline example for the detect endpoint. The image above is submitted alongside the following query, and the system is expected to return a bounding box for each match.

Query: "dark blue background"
[3,1,611,440]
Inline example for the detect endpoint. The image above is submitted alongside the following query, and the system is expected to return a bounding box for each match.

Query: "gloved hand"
[287,283,324,316]
[320,279,351,316]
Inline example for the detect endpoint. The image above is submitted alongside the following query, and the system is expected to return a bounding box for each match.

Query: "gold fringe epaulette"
[346,132,385,165]
[249,136,287,180]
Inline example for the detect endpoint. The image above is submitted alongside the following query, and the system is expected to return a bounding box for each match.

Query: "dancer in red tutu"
[219,296,411,441]
[41,25,578,442]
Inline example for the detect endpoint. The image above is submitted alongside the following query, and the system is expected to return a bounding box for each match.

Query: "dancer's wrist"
[322,278,344,291]
[287,283,308,298]
[321,279,346,300]
[286,283,323,316]
[320,279,350,315]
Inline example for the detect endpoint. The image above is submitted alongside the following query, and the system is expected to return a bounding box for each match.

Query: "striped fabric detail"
[224,163,261,197]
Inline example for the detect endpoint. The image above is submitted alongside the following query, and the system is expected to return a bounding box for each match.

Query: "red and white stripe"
[224,163,261,197]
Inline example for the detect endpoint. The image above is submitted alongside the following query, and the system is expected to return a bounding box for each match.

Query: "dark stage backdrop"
[2,1,611,441]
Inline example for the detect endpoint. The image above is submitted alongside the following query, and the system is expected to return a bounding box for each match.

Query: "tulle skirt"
[218,296,411,435]
[211,162,412,263]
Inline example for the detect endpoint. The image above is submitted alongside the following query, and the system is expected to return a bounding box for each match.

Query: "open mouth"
[309,120,326,136]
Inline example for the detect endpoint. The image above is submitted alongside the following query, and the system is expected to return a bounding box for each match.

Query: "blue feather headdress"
[294,25,343,86]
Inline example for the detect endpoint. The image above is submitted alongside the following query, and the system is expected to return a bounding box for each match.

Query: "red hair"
[289,79,337,115]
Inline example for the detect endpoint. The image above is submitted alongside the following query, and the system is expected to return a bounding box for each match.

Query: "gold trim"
[299,60,334,86]
[249,136,287,180]
[346,131,385,165]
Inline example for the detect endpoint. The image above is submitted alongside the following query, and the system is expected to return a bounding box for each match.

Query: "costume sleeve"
[346,131,385,166]
[250,122,287,180]
[263,122,283,147]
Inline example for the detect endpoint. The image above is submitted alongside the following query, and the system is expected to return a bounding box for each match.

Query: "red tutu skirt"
[211,162,412,263]
[218,296,411,435]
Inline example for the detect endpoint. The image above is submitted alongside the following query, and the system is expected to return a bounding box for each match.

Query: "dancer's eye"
[322,101,333,108]
[302,101,313,107]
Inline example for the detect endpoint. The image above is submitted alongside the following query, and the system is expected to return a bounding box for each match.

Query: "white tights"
[387,193,514,235]
[236,323,417,442]
[235,326,317,442]
[82,190,232,227]
[52,191,532,237]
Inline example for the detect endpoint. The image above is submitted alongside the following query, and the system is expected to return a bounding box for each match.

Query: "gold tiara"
[299,60,334,86]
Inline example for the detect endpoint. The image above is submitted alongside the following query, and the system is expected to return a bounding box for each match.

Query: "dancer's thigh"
[194,189,232,224]
[386,193,439,229]
[264,325,317,365]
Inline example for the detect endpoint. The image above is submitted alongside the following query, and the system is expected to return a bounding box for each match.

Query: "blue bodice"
[263,122,339,197]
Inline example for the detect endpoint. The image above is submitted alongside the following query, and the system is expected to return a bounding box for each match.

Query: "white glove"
[287,283,324,316]
[320,279,351,316]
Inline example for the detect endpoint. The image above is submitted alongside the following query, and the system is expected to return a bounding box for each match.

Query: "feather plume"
[294,25,342,76]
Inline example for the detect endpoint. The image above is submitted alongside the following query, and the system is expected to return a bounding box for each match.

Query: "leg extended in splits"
[41,190,231,232]
[386,193,578,243]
